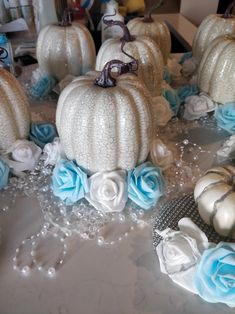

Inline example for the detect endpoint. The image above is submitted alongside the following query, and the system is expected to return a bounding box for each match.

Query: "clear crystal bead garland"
[0,114,223,277]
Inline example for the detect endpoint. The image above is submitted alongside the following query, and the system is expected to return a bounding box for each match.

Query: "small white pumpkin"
[197,35,235,104]
[127,0,171,64]
[192,2,235,62]
[194,165,235,238]
[0,68,30,151]
[36,20,96,81]
[56,60,153,173]
[96,20,163,97]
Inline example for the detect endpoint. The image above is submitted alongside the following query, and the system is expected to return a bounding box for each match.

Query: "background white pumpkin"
[127,16,171,64]
[197,35,235,104]
[36,22,96,81]
[0,68,30,151]
[194,165,235,238]
[56,68,153,173]
[96,21,163,97]
[192,13,235,62]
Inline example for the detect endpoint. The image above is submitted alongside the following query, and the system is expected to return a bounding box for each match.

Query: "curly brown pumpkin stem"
[59,7,72,26]
[223,0,235,18]
[103,12,135,42]
[143,0,163,23]
[95,56,138,88]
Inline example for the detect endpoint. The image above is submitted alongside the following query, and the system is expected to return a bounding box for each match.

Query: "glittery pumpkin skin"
[0,69,30,151]
[95,36,164,97]
[192,14,235,62]
[127,16,171,65]
[194,166,235,239]
[197,35,235,104]
[56,72,153,173]
[36,23,96,81]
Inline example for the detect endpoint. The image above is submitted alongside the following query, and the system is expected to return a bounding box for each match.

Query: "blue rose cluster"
[0,158,9,189]
[30,74,57,100]
[30,122,58,148]
[194,242,235,307]
[215,102,235,134]
[178,51,193,65]
[51,160,165,210]
[162,88,180,115]
[178,84,199,104]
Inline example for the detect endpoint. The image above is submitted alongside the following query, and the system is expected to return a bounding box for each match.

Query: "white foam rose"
[4,140,42,176]
[150,139,174,170]
[181,57,198,78]
[183,92,217,121]
[152,96,173,127]
[216,135,235,163]
[86,170,128,213]
[43,137,65,166]
[156,218,210,293]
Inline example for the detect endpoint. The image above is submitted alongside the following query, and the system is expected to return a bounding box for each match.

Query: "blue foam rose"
[0,158,9,189]
[29,122,57,148]
[193,242,235,307]
[163,67,173,85]
[51,159,89,205]
[215,102,235,134]
[178,52,193,65]
[178,84,199,104]
[31,74,57,100]
[162,88,180,115]
[128,162,165,210]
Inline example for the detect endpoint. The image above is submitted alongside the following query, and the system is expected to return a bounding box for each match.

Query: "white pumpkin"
[96,21,163,97]
[0,68,30,151]
[194,165,235,238]
[197,35,235,104]
[192,9,235,62]
[56,61,153,173]
[127,1,171,65]
[36,22,96,81]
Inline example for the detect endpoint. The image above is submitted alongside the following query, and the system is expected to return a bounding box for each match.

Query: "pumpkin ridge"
[195,180,230,203]
[211,189,235,225]
[209,40,235,96]
[0,71,29,138]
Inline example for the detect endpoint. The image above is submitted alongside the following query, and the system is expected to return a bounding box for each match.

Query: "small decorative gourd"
[36,11,96,81]
[194,166,235,238]
[96,18,164,97]
[56,59,153,173]
[192,1,235,62]
[197,35,235,104]
[127,0,171,64]
[0,68,30,151]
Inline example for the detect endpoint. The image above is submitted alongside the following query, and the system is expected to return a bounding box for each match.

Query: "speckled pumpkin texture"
[0,68,30,151]
[197,35,235,104]
[95,36,164,97]
[194,166,235,238]
[192,14,235,62]
[36,23,96,81]
[127,16,171,64]
[56,72,153,173]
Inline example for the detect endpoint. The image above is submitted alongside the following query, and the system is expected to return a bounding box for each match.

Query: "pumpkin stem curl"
[95,53,138,88]
[103,12,135,42]
[223,0,235,18]
[60,7,72,26]
[143,0,163,23]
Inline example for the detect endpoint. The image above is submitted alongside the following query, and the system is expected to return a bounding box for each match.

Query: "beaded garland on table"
[0,52,233,278]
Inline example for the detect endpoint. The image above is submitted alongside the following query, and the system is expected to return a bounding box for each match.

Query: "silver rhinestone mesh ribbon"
[153,193,233,250]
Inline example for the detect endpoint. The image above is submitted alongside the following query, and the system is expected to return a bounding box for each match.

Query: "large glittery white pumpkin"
[192,13,235,62]
[36,22,96,81]
[0,68,30,151]
[127,13,171,64]
[96,21,163,97]
[56,66,153,173]
[194,166,235,238]
[197,35,235,104]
